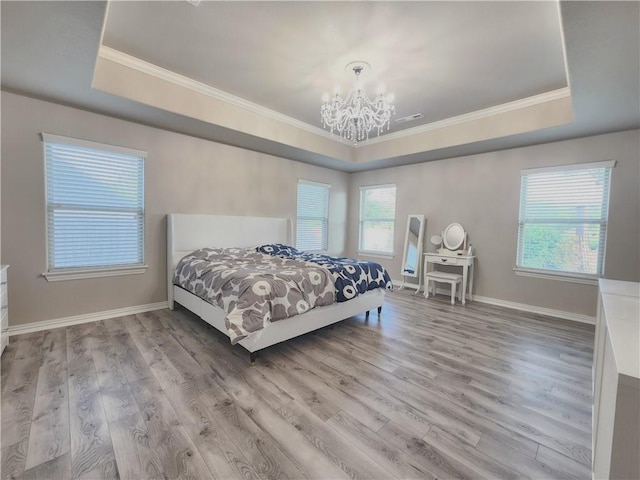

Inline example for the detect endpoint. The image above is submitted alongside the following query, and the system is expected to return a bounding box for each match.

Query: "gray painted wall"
[347,129,640,317]
[1,92,349,327]
[2,91,638,327]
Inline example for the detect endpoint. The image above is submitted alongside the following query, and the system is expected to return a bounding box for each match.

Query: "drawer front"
[432,256,459,265]
[0,285,7,309]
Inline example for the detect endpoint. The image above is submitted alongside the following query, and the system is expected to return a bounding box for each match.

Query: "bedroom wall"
[346,129,640,318]
[0,91,349,328]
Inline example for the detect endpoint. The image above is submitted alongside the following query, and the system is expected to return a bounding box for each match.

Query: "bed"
[167,213,387,362]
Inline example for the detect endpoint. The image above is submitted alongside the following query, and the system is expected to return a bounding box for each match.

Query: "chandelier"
[321,63,395,144]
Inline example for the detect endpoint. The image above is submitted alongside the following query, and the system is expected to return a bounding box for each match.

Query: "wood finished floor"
[1,290,595,480]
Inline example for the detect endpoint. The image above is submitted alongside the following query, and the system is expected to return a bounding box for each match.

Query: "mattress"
[173,247,335,344]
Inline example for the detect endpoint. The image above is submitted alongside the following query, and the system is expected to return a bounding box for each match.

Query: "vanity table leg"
[468,263,474,301]
[423,257,430,299]
[461,265,468,305]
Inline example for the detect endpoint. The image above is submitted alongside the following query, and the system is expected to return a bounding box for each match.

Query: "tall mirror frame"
[400,214,425,288]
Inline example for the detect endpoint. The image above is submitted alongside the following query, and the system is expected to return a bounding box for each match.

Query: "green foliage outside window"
[516,163,612,277]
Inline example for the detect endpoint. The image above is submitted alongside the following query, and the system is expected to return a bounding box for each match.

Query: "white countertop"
[599,279,640,383]
[600,278,640,298]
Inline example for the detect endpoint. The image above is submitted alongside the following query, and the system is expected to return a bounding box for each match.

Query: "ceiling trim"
[357,87,572,147]
[98,45,571,151]
[98,45,343,143]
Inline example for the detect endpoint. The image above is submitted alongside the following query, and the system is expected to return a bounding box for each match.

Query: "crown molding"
[357,87,572,147]
[98,46,340,142]
[98,46,570,150]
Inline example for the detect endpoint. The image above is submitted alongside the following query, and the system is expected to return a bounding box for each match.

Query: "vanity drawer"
[431,256,459,265]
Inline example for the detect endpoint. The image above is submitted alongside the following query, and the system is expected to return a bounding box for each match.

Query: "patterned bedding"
[257,244,393,302]
[173,248,335,344]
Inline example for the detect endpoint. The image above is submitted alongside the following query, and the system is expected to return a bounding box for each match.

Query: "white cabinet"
[1,265,8,354]
[592,279,639,480]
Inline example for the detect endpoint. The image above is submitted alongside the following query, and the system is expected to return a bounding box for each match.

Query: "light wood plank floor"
[1,290,595,479]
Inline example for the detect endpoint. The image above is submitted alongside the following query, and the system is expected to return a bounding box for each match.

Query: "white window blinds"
[44,134,146,271]
[517,161,615,277]
[359,184,397,254]
[296,181,330,251]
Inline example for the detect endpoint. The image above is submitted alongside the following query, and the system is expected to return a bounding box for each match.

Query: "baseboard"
[7,283,595,336]
[392,279,420,290]
[7,301,169,336]
[392,278,595,325]
[471,295,595,325]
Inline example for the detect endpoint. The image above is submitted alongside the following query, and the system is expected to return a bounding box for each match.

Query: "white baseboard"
[392,280,420,290]
[7,281,596,337]
[8,301,169,336]
[471,295,595,325]
[391,278,595,325]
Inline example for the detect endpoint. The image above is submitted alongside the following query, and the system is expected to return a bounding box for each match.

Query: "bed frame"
[167,214,385,362]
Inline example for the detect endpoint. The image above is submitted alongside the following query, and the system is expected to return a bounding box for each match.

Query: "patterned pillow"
[256,244,301,257]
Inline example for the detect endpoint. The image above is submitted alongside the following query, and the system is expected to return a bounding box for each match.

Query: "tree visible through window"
[359,185,397,254]
[516,161,614,277]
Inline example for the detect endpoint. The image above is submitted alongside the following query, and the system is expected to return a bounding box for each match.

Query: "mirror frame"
[443,223,466,251]
[401,214,425,278]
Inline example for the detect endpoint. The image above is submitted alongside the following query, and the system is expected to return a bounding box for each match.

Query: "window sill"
[357,251,395,260]
[42,265,149,282]
[513,267,599,286]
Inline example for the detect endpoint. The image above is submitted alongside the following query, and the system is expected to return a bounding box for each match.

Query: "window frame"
[514,160,615,285]
[295,179,330,252]
[358,184,397,257]
[41,133,148,282]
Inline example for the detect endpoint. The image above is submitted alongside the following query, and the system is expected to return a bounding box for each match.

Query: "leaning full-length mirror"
[401,215,425,277]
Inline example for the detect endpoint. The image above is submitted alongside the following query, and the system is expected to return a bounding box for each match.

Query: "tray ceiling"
[1,1,638,171]
[101,1,568,135]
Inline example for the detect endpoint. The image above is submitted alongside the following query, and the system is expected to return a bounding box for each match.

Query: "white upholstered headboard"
[167,214,292,308]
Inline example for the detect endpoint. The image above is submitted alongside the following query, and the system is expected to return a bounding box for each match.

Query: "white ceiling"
[1,1,638,172]
[102,1,567,134]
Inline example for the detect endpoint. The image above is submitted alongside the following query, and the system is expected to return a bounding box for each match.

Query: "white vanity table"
[423,251,475,304]
[422,223,475,305]
[1,265,9,354]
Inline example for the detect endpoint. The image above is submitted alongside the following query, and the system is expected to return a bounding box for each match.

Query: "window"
[516,161,615,280]
[296,180,330,251]
[359,184,397,255]
[43,133,146,281]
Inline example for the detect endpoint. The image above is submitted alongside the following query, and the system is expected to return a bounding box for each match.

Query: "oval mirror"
[443,223,465,250]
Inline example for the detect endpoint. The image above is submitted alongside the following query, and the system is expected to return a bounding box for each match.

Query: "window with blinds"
[359,184,397,254]
[296,180,330,251]
[516,161,615,277]
[43,134,146,274]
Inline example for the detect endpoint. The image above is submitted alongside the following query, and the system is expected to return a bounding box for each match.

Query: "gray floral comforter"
[173,248,336,344]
